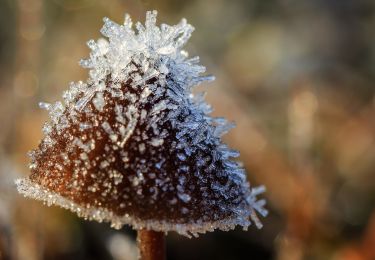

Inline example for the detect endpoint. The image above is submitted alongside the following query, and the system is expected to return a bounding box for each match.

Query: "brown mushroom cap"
[16,11,267,237]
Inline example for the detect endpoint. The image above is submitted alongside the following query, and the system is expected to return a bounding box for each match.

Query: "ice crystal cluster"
[16,11,267,237]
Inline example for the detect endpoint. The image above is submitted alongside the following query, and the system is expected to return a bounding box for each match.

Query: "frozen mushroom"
[16,11,268,260]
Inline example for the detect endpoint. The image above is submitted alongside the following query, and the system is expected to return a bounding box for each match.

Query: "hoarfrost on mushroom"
[15,10,267,237]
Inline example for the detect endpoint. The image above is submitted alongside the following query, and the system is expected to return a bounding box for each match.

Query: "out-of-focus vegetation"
[0,0,375,259]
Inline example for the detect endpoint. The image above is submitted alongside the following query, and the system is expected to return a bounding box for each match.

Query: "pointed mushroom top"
[15,11,267,237]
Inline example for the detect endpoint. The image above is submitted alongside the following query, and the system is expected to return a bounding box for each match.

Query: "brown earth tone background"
[0,0,375,259]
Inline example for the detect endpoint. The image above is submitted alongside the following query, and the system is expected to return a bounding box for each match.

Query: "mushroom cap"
[16,11,267,237]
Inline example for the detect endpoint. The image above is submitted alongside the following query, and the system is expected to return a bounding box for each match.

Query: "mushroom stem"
[137,229,166,260]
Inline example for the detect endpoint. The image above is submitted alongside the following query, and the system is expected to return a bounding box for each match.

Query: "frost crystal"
[15,10,267,237]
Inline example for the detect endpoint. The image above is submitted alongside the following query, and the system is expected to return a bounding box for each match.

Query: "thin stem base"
[137,229,166,260]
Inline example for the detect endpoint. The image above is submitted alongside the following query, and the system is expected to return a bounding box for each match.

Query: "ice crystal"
[15,10,267,237]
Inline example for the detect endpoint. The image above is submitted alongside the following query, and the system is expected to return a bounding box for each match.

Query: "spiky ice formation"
[16,10,267,237]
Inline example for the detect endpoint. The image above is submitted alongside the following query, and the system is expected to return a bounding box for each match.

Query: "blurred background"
[1,0,375,259]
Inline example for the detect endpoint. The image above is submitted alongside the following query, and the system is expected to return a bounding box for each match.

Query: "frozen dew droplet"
[150,138,164,147]
[39,102,51,110]
[93,92,105,112]
[178,193,191,203]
